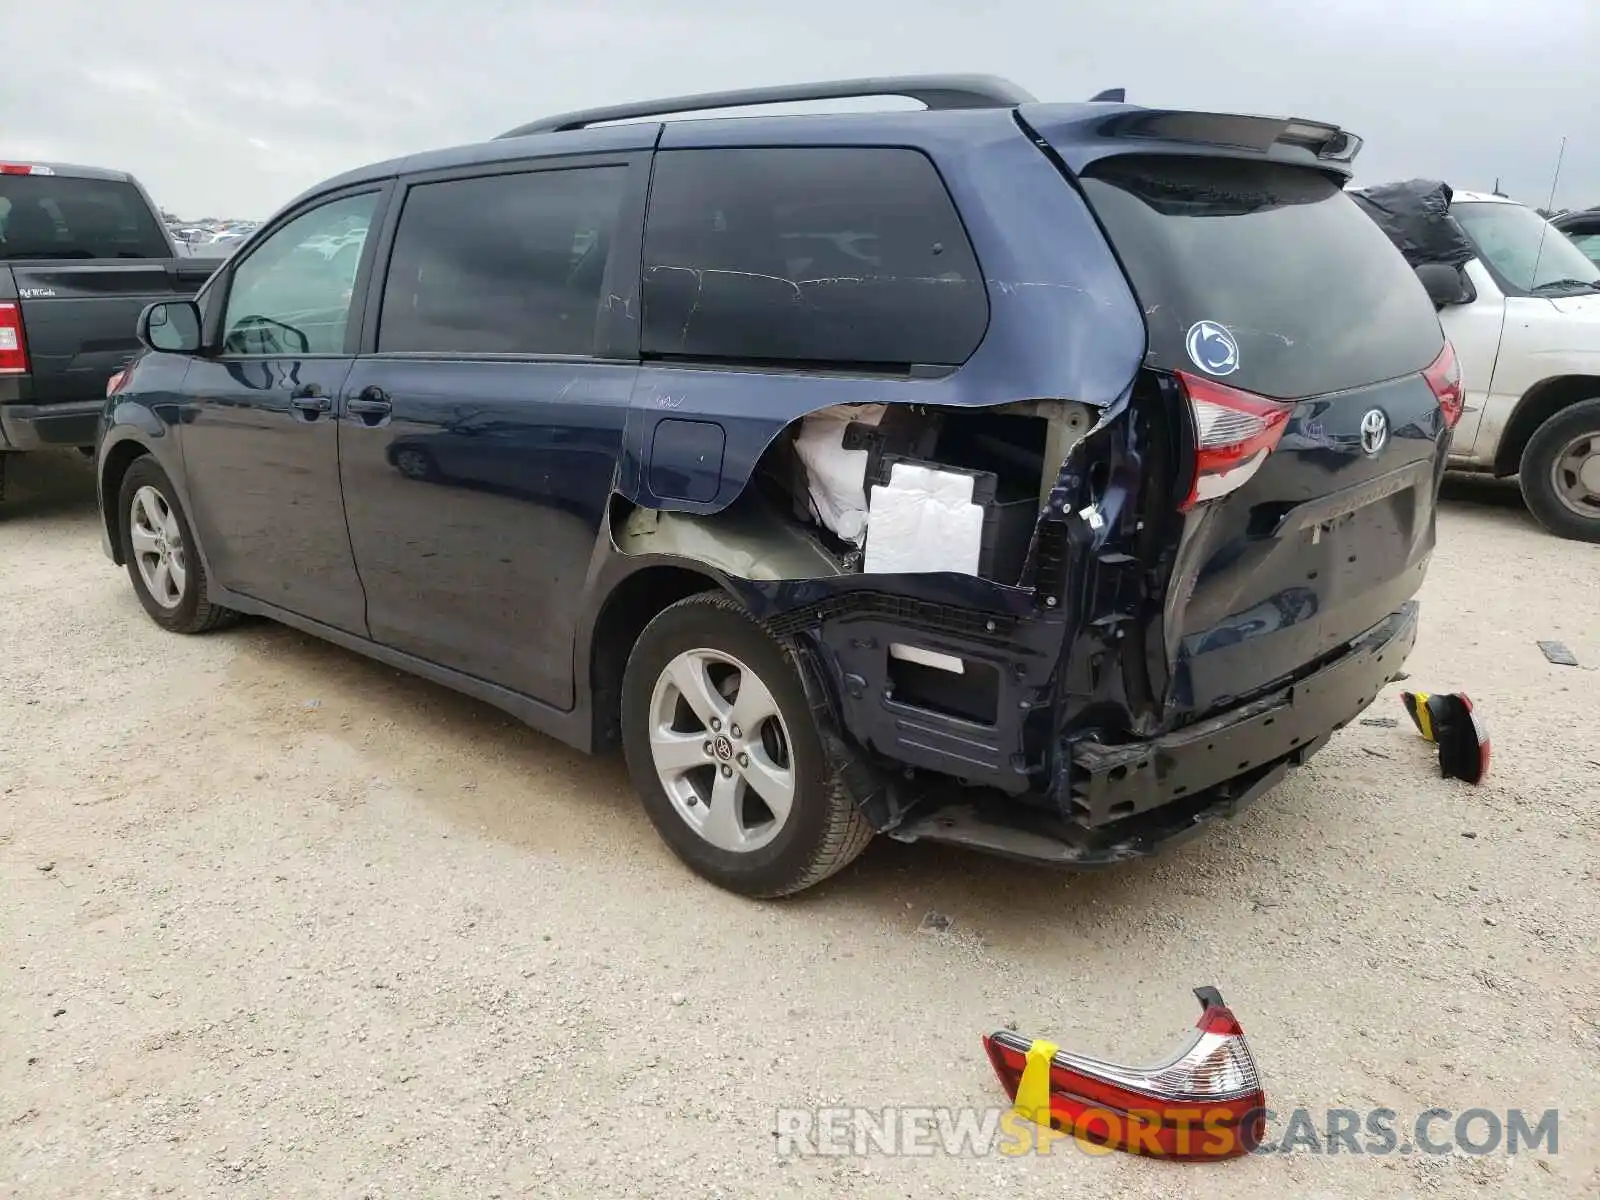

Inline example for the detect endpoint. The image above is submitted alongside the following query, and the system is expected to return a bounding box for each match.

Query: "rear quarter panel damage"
[616,120,1147,516]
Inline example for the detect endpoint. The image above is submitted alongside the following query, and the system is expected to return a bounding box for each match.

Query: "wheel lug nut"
[720,764,733,778]
[703,741,714,756]
[687,795,699,806]
[709,718,721,732]
[737,753,749,768]
[730,724,742,739]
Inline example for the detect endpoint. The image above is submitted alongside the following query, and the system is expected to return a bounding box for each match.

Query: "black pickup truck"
[0,160,224,496]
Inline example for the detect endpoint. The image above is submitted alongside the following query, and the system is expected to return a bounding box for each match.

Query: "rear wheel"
[620,591,873,897]
[117,456,238,633]
[1519,397,1600,543]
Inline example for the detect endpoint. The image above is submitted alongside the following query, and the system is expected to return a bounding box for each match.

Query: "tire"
[117,456,238,634]
[620,591,874,897]
[1518,397,1600,543]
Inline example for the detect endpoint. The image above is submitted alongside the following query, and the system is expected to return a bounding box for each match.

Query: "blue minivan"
[97,76,1459,896]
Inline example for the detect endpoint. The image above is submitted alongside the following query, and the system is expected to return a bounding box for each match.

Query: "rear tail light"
[1176,372,1291,511]
[983,987,1266,1160]
[0,302,29,375]
[0,162,55,176]
[1423,341,1464,430]
[106,367,131,398]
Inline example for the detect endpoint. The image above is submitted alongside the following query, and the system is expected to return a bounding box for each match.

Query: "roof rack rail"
[496,74,1038,139]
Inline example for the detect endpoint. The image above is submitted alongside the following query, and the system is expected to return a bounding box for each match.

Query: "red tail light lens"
[0,302,29,375]
[0,162,55,176]
[106,367,130,398]
[1423,341,1463,429]
[983,987,1266,1160]
[1176,372,1291,511]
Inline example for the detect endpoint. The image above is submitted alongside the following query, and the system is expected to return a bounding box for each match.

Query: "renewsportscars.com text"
[773,1106,1558,1159]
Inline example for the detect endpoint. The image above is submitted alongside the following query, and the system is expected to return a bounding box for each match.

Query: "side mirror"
[1414,263,1475,310]
[137,299,203,354]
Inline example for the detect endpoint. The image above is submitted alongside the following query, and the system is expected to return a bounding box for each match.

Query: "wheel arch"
[586,560,733,753]
[1492,374,1600,477]
[99,433,157,566]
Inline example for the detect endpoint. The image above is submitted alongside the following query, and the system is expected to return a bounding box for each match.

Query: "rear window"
[641,147,988,370]
[0,174,170,260]
[1079,156,1443,400]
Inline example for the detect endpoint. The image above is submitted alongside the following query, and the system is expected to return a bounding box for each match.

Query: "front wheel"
[117,456,238,633]
[1519,397,1600,543]
[620,592,873,897]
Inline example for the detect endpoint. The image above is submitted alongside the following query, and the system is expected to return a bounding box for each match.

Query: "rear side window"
[641,147,987,370]
[378,167,627,356]
[0,174,170,260]
[1079,157,1444,399]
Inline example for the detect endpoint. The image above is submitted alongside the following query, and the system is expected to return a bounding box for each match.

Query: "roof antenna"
[1529,136,1568,288]
[1089,88,1126,103]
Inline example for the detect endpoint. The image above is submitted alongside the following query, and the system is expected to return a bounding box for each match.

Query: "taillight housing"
[0,302,28,375]
[106,367,131,398]
[1423,341,1464,430]
[0,162,55,176]
[983,987,1266,1160]
[1176,371,1291,511]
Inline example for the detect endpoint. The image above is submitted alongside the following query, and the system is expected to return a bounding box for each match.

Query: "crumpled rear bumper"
[880,601,1419,866]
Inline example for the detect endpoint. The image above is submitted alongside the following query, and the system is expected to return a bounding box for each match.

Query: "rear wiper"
[1531,278,1600,294]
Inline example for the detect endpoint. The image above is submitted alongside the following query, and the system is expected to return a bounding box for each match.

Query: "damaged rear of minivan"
[609,97,1453,896]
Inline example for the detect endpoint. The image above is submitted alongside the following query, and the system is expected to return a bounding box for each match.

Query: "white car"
[1427,191,1600,542]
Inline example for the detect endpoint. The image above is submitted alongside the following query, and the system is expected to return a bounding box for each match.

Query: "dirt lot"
[2,449,1597,1198]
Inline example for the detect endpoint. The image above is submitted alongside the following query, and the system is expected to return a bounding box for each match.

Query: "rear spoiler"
[1019,105,1364,175]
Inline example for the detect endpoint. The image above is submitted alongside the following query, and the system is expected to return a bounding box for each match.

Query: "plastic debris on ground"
[1537,640,1579,667]
[1400,690,1491,784]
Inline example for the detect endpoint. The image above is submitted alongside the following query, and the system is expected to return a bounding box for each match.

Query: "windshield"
[1452,201,1600,293]
[0,174,171,260]
[1079,156,1444,400]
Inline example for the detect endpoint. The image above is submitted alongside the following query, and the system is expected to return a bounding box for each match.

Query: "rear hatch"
[1065,151,1452,723]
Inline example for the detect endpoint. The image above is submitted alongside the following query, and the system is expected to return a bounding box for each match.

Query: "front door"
[180,189,384,634]
[338,158,644,707]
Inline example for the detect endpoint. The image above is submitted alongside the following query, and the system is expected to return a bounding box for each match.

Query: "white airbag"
[863,462,985,576]
[793,404,885,545]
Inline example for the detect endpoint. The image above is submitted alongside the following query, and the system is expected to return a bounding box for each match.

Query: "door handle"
[289,384,331,414]
[346,386,392,419]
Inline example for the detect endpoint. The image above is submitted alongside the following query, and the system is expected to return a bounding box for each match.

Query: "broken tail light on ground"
[1401,689,1490,784]
[1176,372,1292,511]
[983,987,1266,1160]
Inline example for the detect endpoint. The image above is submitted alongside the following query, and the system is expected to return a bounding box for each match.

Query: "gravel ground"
[2,449,1597,1199]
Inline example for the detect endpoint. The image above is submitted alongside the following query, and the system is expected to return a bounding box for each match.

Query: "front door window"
[221,194,378,356]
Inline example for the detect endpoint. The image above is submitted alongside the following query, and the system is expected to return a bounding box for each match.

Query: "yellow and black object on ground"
[1399,690,1491,784]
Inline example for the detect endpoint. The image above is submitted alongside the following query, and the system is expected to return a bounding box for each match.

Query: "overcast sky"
[5,0,1596,218]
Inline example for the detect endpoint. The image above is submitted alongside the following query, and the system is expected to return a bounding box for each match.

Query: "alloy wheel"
[646,647,796,853]
[128,485,188,609]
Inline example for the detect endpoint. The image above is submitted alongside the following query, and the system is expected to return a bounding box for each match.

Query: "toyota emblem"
[1359,409,1388,457]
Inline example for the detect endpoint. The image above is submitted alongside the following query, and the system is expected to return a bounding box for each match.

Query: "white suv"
[1429,190,1600,541]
